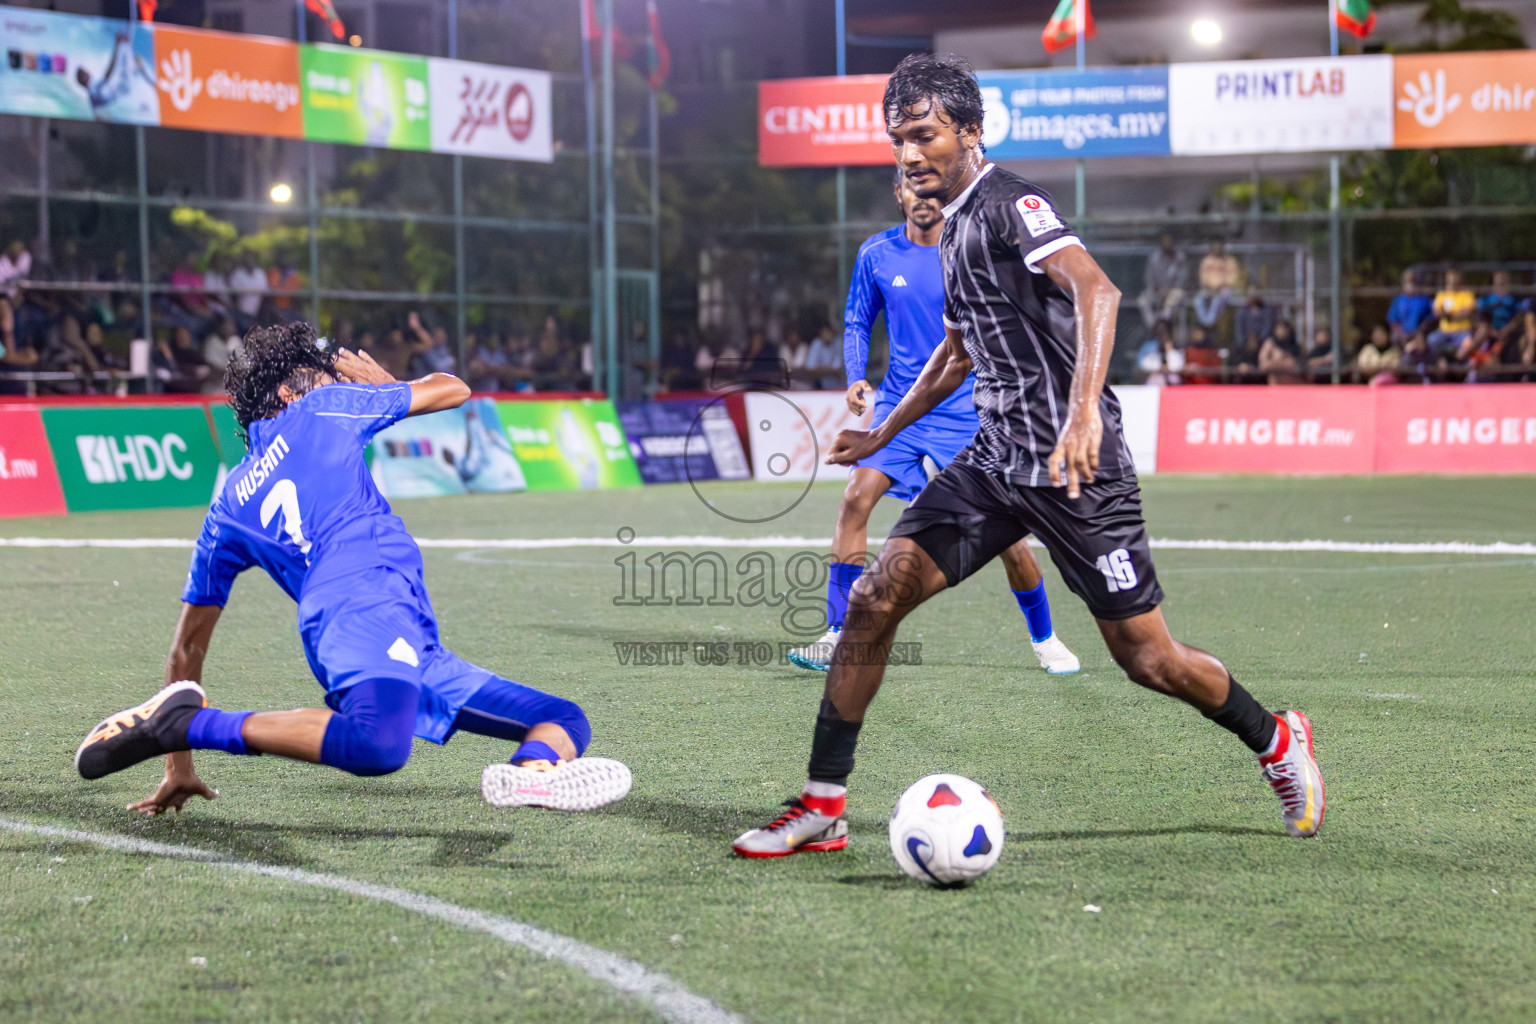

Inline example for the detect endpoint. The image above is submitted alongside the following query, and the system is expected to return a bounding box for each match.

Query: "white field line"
[3,535,1536,556]
[0,816,743,1024]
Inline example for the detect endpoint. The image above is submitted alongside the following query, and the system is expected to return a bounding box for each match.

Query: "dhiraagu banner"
[300,43,429,150]
[41,405,223,512]
[494,400,641,491]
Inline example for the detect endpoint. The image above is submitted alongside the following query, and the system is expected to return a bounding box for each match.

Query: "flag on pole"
[305,0,347,40]
[1335,0,1376,38]
[645,0,671,89]
[136,0,156,21]
[1042,0,1096,54]
[582,0,602,43]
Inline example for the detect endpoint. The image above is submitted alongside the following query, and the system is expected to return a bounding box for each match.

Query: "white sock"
[803,779,847,799]
[1259,716,1286,759]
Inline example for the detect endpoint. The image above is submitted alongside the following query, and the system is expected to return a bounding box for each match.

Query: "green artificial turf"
[2,476,1534,1023]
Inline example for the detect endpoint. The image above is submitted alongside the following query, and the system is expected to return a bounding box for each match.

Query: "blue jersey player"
[786,173,1079,676]
[75,323,631,815]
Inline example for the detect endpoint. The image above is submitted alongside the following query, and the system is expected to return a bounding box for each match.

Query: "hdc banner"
[494,400,641,491]
[40,404,223,512]
[979,66,1170,160]
[0,406,67,518]
[1168,55,1394,155]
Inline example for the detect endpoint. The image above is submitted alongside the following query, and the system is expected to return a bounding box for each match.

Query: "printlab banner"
[301,43,430,150]
[370,397,525,499]
[979,66,1169,160]
[494,400,641,491]
[40,404,223,512]
[0,7,158,123]
[616,398,751,485]
[1168,55,1394,155]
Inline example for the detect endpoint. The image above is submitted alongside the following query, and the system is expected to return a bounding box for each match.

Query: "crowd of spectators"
[1134,235,1536,386]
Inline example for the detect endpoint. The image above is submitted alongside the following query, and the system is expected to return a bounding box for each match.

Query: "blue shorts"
[297,565,526,744]
[856,402,980,502]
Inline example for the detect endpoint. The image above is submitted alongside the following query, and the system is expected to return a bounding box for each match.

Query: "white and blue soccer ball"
[889,773,1004,887]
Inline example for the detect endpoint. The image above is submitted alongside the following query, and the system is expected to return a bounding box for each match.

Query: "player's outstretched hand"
[127,762,218,818]
[827,428,879,466]
[1048,405,1103,499]
[335,347,397,386]
[845,379,872,416]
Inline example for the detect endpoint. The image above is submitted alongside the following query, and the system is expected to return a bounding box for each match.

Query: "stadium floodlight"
[1190,18,1223,46]
[349,34,362,46]
[270,183,293,204]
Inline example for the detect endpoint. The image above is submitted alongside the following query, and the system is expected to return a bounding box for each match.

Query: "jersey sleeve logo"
[1015,194,1064,239]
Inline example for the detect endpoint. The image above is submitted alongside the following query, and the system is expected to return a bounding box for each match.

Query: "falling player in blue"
[786,172,1079,674]
[75,322,631,814]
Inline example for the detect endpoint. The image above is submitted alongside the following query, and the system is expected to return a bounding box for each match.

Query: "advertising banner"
[758,74,889,167]
[1169,55,1393,155]
[1393,51,1536,150]
[742,391,872,482]
[0,406,66,518]
[41,404,223,511]
[370,398,525,499]
[494,400,640,491]
[978,66,1169,161]
[1374,385,1536,475]
[1111,384,1161,475]
[1155,386,1374,475]
[428,57,552,163]
[0,7,158,124]
[616,398,751,485]
[151,24,303,138]
[301,43,430,150]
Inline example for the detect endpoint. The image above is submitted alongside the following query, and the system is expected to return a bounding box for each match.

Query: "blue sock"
[512,739,563,764]
[185,708,255,756]
[1012,582,1054,643]
[826,562,865,632]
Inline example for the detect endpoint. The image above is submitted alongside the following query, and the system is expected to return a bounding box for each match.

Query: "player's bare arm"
[333,347,470,416]
[826,329,971,465]
[1042,244,1120,498]
[129,603,224,817]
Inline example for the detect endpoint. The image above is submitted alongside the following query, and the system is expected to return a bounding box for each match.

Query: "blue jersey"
[844,225,977,426]
[182,382,417,607]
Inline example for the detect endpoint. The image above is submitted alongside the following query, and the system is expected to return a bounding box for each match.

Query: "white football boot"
[786,629,840,672]
[481,757,632,811]
[1258,711,1326,837]
[731,796,849,858]
[1030,633,1080,674]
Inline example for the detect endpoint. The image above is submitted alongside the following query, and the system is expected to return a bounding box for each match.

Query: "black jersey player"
[732,55,1323,859]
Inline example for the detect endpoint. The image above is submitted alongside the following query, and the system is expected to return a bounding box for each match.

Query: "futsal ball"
[889,773,1004,887]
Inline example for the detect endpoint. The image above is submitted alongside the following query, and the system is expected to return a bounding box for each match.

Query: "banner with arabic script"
[426,56,552,163]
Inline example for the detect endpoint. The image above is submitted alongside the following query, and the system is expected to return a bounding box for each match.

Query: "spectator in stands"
[0,240,31,304]
[1457,311,1505,381]
[1514,308,1536,380]
[1233,286,1275,358]
[202,253,235,322]
[805,324,843,391]
[532,318,582,391]
[368,325,413,380]
[1138,233,1186,331]
[1139,322,1184,386]
[1305,328,1335,379]
[267,254,302,316]
[1193,239,1244,331]
[1258,320,1303,384]
[0,297,38,371]
[1479,270,1522,342]
[1354,323,1401,383]
[202,316,242,385]
[468,331,526,392]
[1386,269,1433,344]
[39,312,104,393]
[229,252,267,329]
[1428,268,1475,356]
[738,328,782,388]
[1182,324,1223,384]
[407,310,457,376]
[655,331,702,393]
[1399,328,1440,382]
[780,327,813,390]
[167,253,211,331]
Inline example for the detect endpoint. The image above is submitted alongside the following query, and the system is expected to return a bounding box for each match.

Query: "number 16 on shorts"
[1096,548,1139,593]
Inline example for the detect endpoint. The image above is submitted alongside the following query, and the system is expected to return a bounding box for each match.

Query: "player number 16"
[1096,548,1138,593]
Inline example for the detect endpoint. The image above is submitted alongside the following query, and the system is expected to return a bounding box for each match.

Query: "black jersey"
[938,163,1134,487]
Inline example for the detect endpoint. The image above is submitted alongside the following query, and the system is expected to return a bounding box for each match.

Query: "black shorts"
[887,461,1163,621]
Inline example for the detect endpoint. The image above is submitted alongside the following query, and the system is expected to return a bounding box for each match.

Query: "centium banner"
[41,404,223,512]
[977,66,1170,160]
[494,399,641,491]
[301,43,430,150]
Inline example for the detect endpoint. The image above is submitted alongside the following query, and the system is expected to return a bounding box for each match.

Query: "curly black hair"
[225,321,337,445]
[883,53,985,149]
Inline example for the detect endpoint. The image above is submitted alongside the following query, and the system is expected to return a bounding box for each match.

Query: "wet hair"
[882,53,985,149]
[225,321,337,443]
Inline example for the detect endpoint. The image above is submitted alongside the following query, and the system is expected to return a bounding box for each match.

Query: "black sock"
[807,698,863,786]
[1202,677,1277,754]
